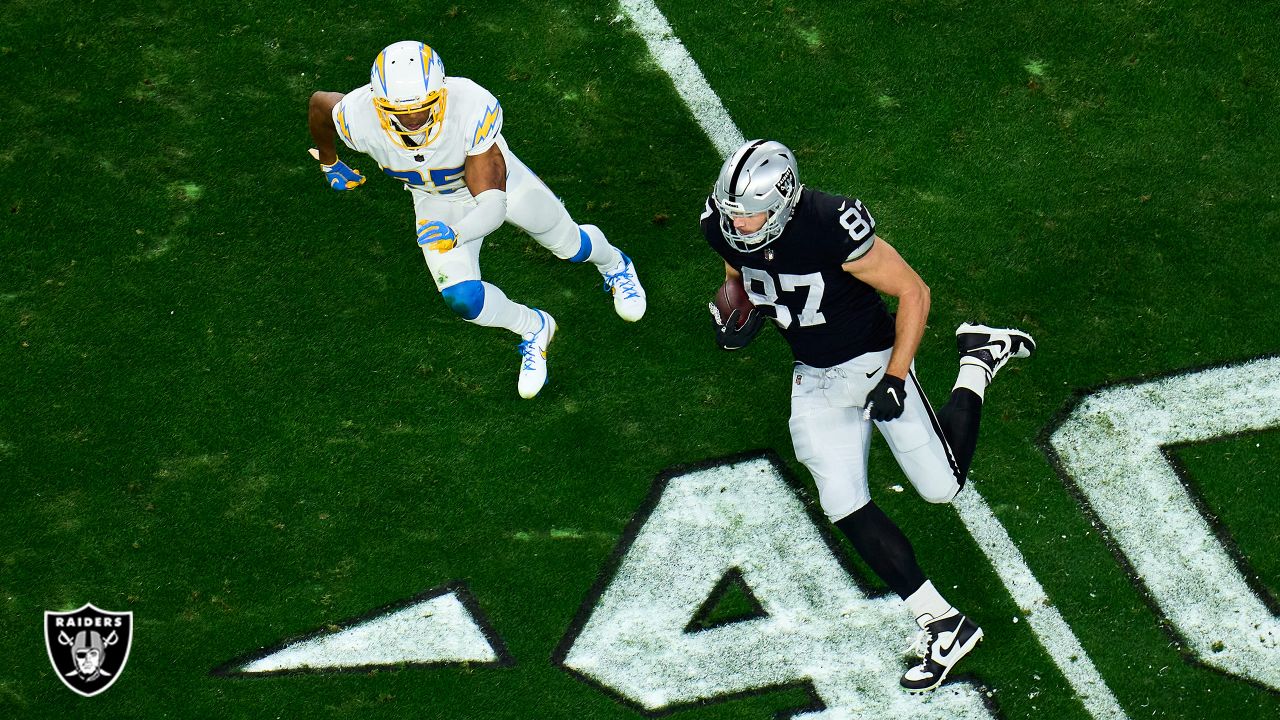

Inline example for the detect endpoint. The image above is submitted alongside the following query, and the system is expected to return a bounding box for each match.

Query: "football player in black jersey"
[703,139,1036,692]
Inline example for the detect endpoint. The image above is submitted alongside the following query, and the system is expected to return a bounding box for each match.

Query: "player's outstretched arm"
[845,238,930,421]
[450,144,508,244]
[843,237,930,380]
[419,145,509,254]
[308,92,345,166]
[307,91,365,191]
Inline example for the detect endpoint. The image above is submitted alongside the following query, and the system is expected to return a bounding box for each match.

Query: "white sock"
[953,365,989,400]
[470,282,540,336]
[905,580,952,627]
[580,224,623,271]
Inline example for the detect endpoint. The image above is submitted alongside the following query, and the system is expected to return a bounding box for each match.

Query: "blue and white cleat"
[517,309,556,399]
[602,250,646,322]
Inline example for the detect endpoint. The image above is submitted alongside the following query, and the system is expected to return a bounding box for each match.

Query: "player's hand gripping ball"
[709,276,763,350]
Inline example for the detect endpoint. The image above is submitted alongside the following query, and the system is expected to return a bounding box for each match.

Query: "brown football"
[713,276,755,329]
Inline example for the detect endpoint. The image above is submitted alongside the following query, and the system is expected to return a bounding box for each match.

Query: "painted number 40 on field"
[217,358,1280,720]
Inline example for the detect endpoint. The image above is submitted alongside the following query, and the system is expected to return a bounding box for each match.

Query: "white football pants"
[788,347,963,521]
[411,148,588,291]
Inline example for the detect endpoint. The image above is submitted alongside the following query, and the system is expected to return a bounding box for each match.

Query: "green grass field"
[2,1,1278,718]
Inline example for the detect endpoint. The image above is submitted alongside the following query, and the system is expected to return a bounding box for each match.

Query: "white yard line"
[617,2,1129,716]
[619,0,745,158]
[953,488,1129,720]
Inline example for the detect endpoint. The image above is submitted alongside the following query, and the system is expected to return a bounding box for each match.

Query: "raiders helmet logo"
[44,603,134,697]
[774,167,796,198]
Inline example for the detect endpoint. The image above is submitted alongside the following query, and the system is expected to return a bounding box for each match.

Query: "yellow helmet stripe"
[419,43,433,89]
[373,51,388,95]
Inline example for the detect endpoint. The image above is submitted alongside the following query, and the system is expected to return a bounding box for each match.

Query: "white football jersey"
[332,76,505,197]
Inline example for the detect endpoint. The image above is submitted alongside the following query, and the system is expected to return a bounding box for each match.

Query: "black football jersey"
[702,188,896,368]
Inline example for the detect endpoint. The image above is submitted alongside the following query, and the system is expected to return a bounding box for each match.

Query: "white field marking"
[238,591,499,672]
[618,0,745,158]
[510,528,616,542]
[619,2,1125,716]
[1050,358,1280,690]
[563,457,991,719]
[953,488,1129,719]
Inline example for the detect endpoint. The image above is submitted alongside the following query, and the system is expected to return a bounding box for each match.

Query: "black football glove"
[709,304,764,350]
[864,374,907,421]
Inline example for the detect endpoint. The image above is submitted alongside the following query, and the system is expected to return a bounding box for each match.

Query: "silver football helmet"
[713,139,802,252]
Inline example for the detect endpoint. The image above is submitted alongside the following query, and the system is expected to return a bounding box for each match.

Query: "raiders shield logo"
[44,603,133,697]
[774,166,796,198]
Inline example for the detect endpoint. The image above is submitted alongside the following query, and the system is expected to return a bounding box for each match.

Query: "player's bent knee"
[894,444,962,504]
[440,280,485,321]
[827,496,872,523]
[917,481,961,504]
[812,471,872,521]
[532,215,582,260]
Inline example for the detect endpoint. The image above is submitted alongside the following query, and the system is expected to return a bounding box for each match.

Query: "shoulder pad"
[701,195,719,223]
[818,193,876,262]
[701,196,725,244]
[470,100,502,153]
[333,102,357,150]
[332,87,370,152]
[450,78,503,154]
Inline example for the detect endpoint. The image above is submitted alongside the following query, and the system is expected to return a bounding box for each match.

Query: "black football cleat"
[901,608,984,693]
[956,322,1036,382]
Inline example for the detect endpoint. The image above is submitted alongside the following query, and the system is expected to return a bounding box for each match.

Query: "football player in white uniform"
[307,41,646,398]
[704,140,1035,692]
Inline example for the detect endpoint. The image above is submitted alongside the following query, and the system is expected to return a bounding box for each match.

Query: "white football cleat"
[956,322,1036,382]
[901,607,984,693]
[602,250,646,322]
[517,309,556,399]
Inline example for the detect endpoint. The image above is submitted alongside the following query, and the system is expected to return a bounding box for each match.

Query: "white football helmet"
[713,139,802,252]
[370,41,447,149]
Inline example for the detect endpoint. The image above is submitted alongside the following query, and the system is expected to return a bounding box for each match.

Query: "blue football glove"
[416,220,458,252]
[319,156,365,191]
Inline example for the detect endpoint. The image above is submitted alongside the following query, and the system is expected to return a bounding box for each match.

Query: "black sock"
[937,388,983,483]
[834,502,927,599]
